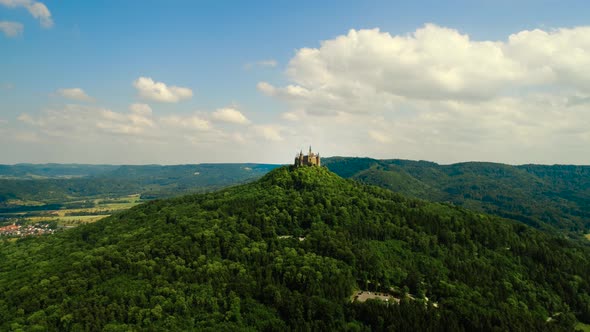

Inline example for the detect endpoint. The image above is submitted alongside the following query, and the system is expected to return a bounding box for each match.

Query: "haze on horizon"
[2,0,590,165]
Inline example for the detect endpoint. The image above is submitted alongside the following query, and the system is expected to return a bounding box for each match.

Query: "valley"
[0,163,279,235]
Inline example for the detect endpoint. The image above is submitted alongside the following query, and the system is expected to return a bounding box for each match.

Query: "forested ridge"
[323,157,590,235]
[1,166,589,331]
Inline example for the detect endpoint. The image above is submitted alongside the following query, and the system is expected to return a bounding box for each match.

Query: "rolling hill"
[323,157,590,234]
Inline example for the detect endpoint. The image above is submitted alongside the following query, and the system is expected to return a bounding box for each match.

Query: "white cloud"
[253,124,283,141]
[18,104,157,138]
[262,24,590,112]
[17,113,36,125]
[161,114,210,131]
[133,77,193,103]
[255,24,590,164]
[0,0,53,28]
[8,102,296,163]
[257,81,276,95]
[129,103,152,115]
[57,88,94,102]
[211,107,250,124]
[368,130,393,144]
[282,111,301,121]
[0,21,23,37]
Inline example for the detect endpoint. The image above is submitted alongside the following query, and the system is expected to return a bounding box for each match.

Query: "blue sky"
[1,1,590,164]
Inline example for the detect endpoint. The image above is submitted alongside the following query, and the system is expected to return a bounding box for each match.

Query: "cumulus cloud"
[211,107,250,124]
[256,24,590,164]
[133,77,193,103]
[0,21,23,37]
[262,24,590,111]
[0,0,53,28]
[57,88,94,102]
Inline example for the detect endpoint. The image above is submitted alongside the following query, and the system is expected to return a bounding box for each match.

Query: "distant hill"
[0,164,120,179]
[323,157,590,234]
[0,166,588,330]
[0,163,280,207]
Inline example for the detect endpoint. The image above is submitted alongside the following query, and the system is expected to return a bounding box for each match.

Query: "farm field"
[0,194,143,228]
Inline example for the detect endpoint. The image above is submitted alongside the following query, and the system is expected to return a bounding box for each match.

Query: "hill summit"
[0,166,589,330]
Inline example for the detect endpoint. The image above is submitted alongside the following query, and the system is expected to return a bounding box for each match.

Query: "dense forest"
[323,157,590,235]
[1,166,589,330]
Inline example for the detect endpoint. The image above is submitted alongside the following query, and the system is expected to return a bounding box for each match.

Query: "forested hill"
[323,157,590,234]
[1,166,589,330]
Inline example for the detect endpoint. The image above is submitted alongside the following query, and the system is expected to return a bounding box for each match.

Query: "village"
[0,223,56,237]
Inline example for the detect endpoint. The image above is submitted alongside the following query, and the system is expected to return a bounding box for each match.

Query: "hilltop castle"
[294,146,321,167]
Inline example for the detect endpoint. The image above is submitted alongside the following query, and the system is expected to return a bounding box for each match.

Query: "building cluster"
[0,223,56,237]
[294,146,321,167]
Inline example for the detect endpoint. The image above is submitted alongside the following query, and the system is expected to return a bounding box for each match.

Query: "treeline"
[0,166,588,330]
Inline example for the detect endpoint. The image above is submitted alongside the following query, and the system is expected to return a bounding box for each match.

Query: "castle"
[294,146,321,167]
